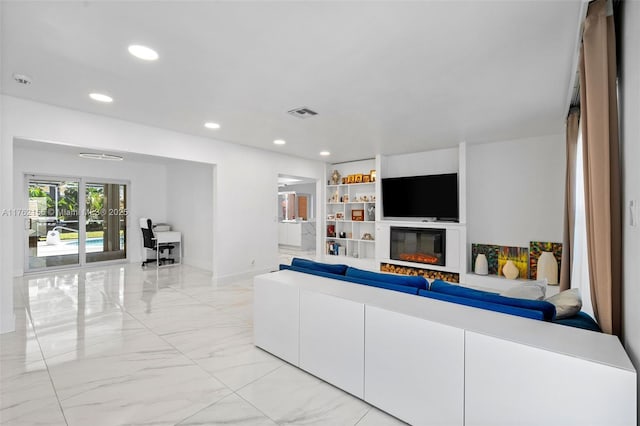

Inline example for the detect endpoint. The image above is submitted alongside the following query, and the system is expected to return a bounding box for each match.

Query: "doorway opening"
[277,174,318,265]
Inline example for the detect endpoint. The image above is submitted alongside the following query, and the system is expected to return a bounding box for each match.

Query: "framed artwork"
[370,170,376,182]
[342,177,347,184]
[362,175,371,183]
[352,209,364,221]
[471,243,527,278]
[529,241,562,279]
[355,174,363,183]
[471,243,500,275]
[347,175,355,184]
[497,246,528,279]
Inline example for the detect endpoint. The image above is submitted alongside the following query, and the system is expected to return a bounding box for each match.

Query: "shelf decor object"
[536,251,559,285]
[529,241,562,280]
[474,253,489,275]
[352,209,364,221]
[471,243,500,275]
[502,259,520,280]
[330,170,341,185]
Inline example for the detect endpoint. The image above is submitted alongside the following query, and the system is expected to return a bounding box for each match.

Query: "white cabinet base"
[299,290,364,398]
[253,276,299,365]
[465,331,637,426]
[365,306,465,426]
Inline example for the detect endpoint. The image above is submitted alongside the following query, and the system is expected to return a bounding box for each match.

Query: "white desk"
[154,231,182,266]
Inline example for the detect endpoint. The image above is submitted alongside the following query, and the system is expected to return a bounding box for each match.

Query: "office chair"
[140,218,175,267]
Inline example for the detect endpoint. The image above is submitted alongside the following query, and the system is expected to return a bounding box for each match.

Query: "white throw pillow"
[501,279,547,300]
[545,288,582,319]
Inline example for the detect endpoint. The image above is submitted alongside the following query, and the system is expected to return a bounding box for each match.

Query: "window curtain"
[578,0,622,336]
[559,109,580,292]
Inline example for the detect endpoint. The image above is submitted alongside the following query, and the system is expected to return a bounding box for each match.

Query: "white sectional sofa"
[254,269,637,426]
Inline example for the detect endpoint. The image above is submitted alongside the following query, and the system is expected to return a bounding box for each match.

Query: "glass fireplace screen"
[390,227,446,266]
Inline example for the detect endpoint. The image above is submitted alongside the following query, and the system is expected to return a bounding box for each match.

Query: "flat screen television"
[382,173,459,221]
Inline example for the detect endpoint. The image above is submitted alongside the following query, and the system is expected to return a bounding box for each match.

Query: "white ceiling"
[1,1,584,163]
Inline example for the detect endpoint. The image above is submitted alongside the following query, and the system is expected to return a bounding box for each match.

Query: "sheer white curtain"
[571,122,594,318]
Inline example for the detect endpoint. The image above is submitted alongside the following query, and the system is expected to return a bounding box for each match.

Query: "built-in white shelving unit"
[325,182,377,260]
[323,159,378,266]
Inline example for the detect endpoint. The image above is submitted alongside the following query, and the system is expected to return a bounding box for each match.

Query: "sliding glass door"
[27,178,81,269]
[26,176,128,271]
[85,182,127,263]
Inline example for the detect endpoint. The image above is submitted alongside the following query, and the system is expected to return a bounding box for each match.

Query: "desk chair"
[140,218,175,267]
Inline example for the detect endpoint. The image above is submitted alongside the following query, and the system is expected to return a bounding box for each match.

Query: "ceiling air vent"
[287,107,318,119]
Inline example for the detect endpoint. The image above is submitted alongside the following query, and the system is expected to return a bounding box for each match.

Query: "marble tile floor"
[277,247,316,267]
[0,263,406,426]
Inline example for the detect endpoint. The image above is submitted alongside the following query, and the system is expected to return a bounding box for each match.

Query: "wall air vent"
[287,107,318,119]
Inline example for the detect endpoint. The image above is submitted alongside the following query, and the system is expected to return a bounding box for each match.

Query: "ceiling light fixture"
[128,44,159,61]
[89,93,113,103]
[273,139,286,145]
[79,153,123,161]
[13,73,33,85]
[204,122,221,129]
[320,151,331,156]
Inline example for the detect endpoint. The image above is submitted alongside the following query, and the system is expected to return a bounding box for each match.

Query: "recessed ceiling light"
[204,122,221,129]
[320,151,331,156]
[89,93,113,103]
[128,44,159,61]
[274,139,286,145]
[79,153,123,161]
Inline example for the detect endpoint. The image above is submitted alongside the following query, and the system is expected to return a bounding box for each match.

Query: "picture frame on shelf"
[355,174,363,183]
[362,175,371,183]
[370,169,376,182]
[342,177,348,184]
[347,175,355,184]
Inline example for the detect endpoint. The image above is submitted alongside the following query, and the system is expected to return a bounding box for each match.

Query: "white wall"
[12,144,168,274]
[382,147,458,179]
[466,134,565,251]
[0,96,325,333]
[166,160,214,271]
[620,0,640,418]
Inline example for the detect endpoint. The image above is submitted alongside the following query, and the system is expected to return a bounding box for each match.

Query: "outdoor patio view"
[27,178,127,270]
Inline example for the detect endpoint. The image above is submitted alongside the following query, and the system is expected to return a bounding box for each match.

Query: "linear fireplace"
[390,227,445,266]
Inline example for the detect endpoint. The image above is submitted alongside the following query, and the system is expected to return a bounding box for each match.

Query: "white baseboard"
[0,311,16,334]
[214,267,274,286]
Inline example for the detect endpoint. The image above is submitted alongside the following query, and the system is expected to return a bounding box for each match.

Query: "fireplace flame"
[399,253,439,264]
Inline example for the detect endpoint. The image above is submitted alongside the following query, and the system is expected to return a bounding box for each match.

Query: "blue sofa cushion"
[418,289,546,321]
[429,280,556,321]
[279,264,419,295]
[553,311,601,332]
[429,279,498,298]
[345,267,428,290]
[291,258,348,275]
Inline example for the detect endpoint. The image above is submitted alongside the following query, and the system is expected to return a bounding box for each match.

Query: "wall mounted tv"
[382,173,459,221]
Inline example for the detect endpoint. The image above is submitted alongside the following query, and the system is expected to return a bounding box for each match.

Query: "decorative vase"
[537,251,558,285]
[474,254,488,275]
[331,170,341,185]
[502,260,519,280]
